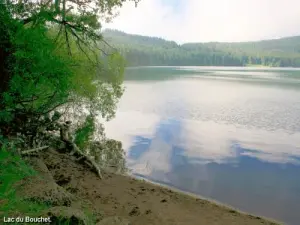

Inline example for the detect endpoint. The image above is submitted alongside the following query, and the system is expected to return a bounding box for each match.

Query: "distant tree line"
[104,29,300,67]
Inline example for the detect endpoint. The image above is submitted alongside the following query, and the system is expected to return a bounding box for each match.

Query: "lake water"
[104,67,300,225]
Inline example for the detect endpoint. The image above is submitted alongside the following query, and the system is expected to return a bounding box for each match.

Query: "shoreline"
[37,150,280,225]
[131,174,282,224]
[5,149,281,225]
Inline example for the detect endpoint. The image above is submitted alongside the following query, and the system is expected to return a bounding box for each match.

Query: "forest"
[104,29,300,67]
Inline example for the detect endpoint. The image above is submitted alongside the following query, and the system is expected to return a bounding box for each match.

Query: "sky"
[103,0,300,43]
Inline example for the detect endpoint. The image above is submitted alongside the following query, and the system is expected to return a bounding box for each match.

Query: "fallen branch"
[21,145,49,155]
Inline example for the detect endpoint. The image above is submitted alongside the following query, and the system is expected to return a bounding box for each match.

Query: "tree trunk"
[0,41,12,104]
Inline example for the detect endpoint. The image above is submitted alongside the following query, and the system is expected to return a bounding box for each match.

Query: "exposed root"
[21,121,103,179]
[59,121,103,179]
[69,142,103,179]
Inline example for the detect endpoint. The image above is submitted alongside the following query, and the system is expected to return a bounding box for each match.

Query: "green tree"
[0,0,139,173]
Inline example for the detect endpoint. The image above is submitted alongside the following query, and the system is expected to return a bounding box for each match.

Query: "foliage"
[0,146,49,220]
[0,146,36,194]
[0,146,97,225]
[0,0,133,146]
[1,22,72,123]
[74,115,96,150]
[0,0,133,221]
[96,139,126,173]
[104,29,300,67]
[88,139,127,173]
[0,0,135,180]
[72,115,126,173]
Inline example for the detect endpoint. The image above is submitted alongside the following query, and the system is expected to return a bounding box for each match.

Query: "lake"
[104,67,300,225]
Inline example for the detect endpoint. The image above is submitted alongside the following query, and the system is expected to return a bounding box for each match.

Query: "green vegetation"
[0,146,97,224]
[0,0,139,223]
[103,29,300,67]
[0,0,138,163]
[0,147,49,223]
[74,116,96,150]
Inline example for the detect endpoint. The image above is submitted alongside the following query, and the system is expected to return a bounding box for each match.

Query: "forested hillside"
[103,29,300,67]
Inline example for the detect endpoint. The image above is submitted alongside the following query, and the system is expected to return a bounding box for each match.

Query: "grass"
[0,148,50,224]
[0,146,96,225]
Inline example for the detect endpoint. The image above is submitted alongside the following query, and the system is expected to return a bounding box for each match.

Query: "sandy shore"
[38,150,280,225]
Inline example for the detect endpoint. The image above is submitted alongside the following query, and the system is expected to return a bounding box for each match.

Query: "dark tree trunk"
[0,36,12,105]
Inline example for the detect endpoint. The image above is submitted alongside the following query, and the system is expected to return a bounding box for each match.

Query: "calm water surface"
[104,67,300,225]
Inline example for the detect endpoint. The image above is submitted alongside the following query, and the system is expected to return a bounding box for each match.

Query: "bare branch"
[54,24,64,43]
[64,25,72,55]
[67,26,96,63]
[41,100,71,115]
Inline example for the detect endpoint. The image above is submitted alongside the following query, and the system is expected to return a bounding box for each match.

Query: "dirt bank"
[25,149,280,225]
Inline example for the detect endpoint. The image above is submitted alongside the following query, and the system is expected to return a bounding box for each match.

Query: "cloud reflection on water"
[104,112,300,224]
[104,111,300,168]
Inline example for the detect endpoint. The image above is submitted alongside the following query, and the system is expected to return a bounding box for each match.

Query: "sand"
[37,150,280,225]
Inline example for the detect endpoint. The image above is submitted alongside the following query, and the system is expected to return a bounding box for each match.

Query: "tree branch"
[41,100,71,115]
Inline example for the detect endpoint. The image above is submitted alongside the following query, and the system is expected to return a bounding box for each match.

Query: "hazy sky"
[103,0,300,43]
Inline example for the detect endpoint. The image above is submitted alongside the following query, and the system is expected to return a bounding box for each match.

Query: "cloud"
[103,0,182,41]
[103,0,300,43]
